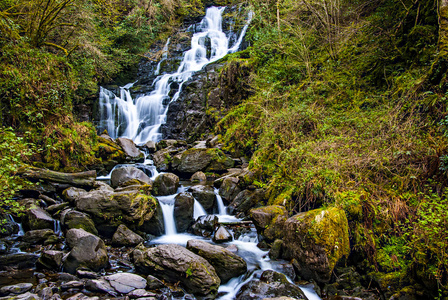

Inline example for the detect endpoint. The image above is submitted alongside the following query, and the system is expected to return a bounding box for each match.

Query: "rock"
[104,273,147,294]
[176,148,234,174]
[174,192,194,232]
[140,200,165,236]
[77,270,98,279]
[133,244,220,297]
[0,215,19,236]
[229,189,265,215]
[37,287,53,300]
[112,224,144,246]
[63,229,109,274]
[60,281,84,290]
[61,210,98,235]
[45,202,69,215]
[187,240,247,283]
[269,239,283,260]
[0,283,33,295]
[128,289,156,298]
[23,229,57,245]
[36,250,64,270]
[85,279,116,296]
[22,207,55,231]
[152,148,175,172]
[156,139,187,150]
[62,187,88,203]
[250,206,288,243]
[0,269,34,287]
[188,185,215,212]
[218,177,241,203]
[116,137,145,162]
[282,207,350,283]
[191,215,218,237]
[191,171,207,183]
[152,173,179,196]
[110,166,152,188]
[0,253,38,269]
[0,292,40,300]
[146,275,166,290]
[95,135,127,167]
[213,225,232,243]
[236,270,308,300]
[66,293,100,300]
[144,141,157,153]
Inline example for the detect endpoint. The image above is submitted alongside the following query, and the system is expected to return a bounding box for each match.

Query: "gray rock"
[62,187,88,203]
[37,287,53,300]
[187,240,247,283]
[192,215,218,237]
[188,185,215,212]
[23,229,57,245]
[37,250,64,270]
[85,279,116,296]
[146,275,166,290]
[128,289,156,298]
[116,137,145,162]
[250,206,288,243]
[152,173,179,196]
[0,253,38,268]
[0,292,40,300]
[174,192,194,232]
[63,229,109,274]
[190,171,207,183]
[218,177,241,203]
[60,281,84,290]
[76,270,98,279]
[66,293,100,300]
[104,273,147,294]
[22,208,55,231]
[61,210,98,235]
[144,141,157,153]
[213,225,232,243]
[112,224,144,246]
[228,189,265,215]
[110,166,152,188]
[45,202,69,215]
[133,244,220,297]
[0,283,33,295]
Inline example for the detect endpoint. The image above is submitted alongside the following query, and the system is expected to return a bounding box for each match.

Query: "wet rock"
[133,244,220,297]
[62,187,88,203]
[213,225,232,243]
[76,270,99,279]
[22,207,55,231]
[174,192,194,232]
[176,148,234,174]
[110,166,152,188]
[0,269,34,286]
[112,224,144,246]
[36,250,64,271]
[66,293,100,300]
[152,148,177,172]
[140,200,165,236]
[104,273,147,294]
[0,292,40,300]
[187,239,247,283]
[228,189,265,215]
[269,239,283,260]
[0,283,33,295]
[0,215,19,237]
[46,202,70,215]
[192,215,218,237]
[218,177,241,203]
[95,135,127,168]
[58,272,79,282]
[85,279,116,296]
[144,141,157,153]
[146,275,166,290]
[128,289,156,298]
[37,287,53,300]
[250,206,288,243]
[156,139,188,150]
[152,173,179,196]
[0,253,38,269]
[61,210,98,235]
[60,280,84,290]
[236,270,308,300]
[188,185,215,212]
[116,137,145,162]
[23,229,57,245]
[64,229,109,274]
[282,207,350,283]
[191,171,207,183]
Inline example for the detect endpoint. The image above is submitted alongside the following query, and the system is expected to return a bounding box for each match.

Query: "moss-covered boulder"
[94,135,127,167]
[250,205,288,243]
[152,173,179,196]
[133,244,220,298]
[176,148,234,174]
[282,207,350,283]
[110,166,152,188]
[22,207,55,231]
[61,209,98,235]
[218,177,241,203]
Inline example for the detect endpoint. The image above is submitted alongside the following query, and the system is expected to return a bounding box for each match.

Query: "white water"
[194,199,207,219]
[98,6,253,144]
[215,188,227,215]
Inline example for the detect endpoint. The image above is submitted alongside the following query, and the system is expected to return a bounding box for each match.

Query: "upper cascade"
[98,6,253,144]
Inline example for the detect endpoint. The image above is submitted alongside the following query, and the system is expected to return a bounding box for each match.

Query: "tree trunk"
[18,167,97,188]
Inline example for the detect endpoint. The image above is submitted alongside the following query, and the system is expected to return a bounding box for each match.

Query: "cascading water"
[98,6,253,144]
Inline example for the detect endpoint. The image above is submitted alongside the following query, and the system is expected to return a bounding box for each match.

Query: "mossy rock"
[282,206,350,283]
[250,205,288,243]
[176,148,234,174]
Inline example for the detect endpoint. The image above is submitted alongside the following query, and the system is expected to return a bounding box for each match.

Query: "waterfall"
[193,199,207,219]
[98,6,252,144]
[157,195,177,235]
[214,188,227,215]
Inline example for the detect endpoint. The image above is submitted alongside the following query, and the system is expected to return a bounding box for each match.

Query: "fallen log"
[18,167,97,188]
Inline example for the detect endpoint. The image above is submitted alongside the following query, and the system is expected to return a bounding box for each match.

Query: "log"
[18,167,97,188]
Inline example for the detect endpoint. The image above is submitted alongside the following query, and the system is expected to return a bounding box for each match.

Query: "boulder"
[104,273,147,294]
[282,207,350,283]
[144,141,157,153]
[0,253,38,269]
[174,192,194,232]
[22,207,55,231]
[0,292,40,300]
[116,137,145,162]
[112,224,144,246]
[250,206,288,243]
[228,189,265,215]
[85,279,116,296]
[236,270,308,300]
[61,210,98,235]
[110,167,152,188]
[63,229,109,274]
[152,173,179,196]
[0,283,33,295]
[191,215,218,237]
[140,200,165,236]
[191,171,207,183]
[188,185,215,213]
[176,148,234,174]
[133,244,220,297]
[23,229,57,245]
[66,292,100,300]
[186,240,247,283]
[156,139,188,150]
[152,147,177,172]
[213,225,232,243]
[146,275,166,290]
[218,177,241,203]
[63,187,88,203]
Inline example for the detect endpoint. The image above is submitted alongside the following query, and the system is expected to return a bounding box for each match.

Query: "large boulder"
[188,185,216,213]
[64,229,109,274]
[133,244,220,297]
[63,187,88,203]
[250,205,288,243]
[174,192,194,232]
[104,273,147,294]
[23,229,57,245]
[186,240,247,283]
[61,210,98,235]
[112,224,144,246]
[110,167,152,188]
[282,207,350,283]
[116,137,145,162]
[152,173,179,196]
[22,207,55,231]
[176,148,234,174]
[218,177,241,203]
[36,250,64,271]
[228,189,265,216]
[236,270,308,300]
